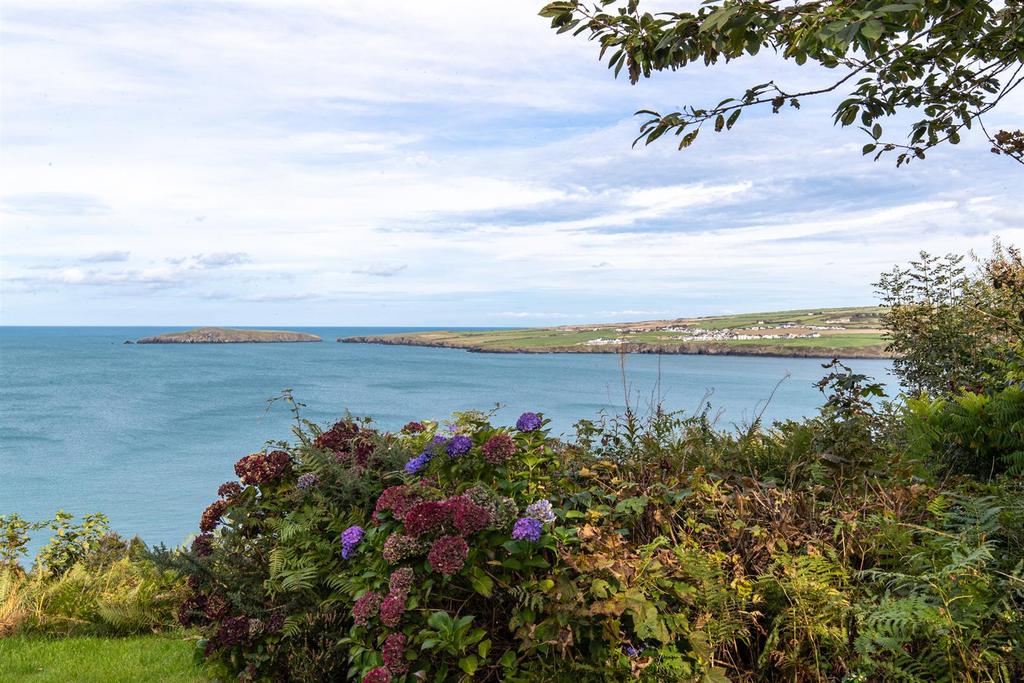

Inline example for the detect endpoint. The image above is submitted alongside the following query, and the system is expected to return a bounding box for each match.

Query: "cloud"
[79,250,130,263]
[15,266,177,289]
[2,192,109,216]
[192,252,251,268]
[0,1,1021,325]
[352,264,408,278]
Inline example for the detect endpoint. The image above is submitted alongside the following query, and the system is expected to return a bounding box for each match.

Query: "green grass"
[726,333,887,348]
[0,635,209,683]
[691,306,883,330]
[349,306,890,356]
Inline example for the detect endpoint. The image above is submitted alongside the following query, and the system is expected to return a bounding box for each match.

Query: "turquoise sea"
[0,327,894,555]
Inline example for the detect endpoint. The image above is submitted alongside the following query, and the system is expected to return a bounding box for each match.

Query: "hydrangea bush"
[180,394,1024,682]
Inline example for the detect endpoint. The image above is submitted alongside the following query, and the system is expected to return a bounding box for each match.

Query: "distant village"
[579,319,849,347]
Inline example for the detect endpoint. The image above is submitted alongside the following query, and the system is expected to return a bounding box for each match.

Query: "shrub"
[179,390,1024,682]
[0,514,185,637]
[905,384,1024,480]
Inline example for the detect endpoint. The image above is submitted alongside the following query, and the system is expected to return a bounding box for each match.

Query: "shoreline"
[339,335,893,359]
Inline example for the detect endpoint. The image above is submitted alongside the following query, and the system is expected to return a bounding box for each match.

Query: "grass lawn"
[0,634,209,683]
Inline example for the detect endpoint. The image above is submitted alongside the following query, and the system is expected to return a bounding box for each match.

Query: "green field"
[343,306,891,358]
[0,635,208,683]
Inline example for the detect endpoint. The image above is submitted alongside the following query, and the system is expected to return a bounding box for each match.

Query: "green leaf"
[615,496,648,515]
[470,567,494,597]
[863,143,877,155]
[459,655,479,674]
[861,19,883,40]
[478,639,492,659]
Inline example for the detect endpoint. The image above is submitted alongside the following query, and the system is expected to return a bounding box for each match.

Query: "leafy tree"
[539,0,1024,166]
[875,241,1024,395]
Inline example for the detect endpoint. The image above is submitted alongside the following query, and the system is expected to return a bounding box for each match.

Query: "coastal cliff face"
[137,327,321,344]
[339,335,893,359]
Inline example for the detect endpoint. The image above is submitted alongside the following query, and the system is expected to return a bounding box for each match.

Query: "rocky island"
[136,327,321,344]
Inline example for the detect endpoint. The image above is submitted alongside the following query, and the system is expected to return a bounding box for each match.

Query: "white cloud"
[0,0,1021,325]
[79,250,131,263]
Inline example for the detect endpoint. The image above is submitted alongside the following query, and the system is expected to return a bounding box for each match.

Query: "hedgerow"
[178,363,1024,682]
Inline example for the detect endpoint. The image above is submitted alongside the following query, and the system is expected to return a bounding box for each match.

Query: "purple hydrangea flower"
[511,517,543,542]
[446,434,472,457]
[525,499,556,524]
[404,453,430,475]
[516,412,542,432]
[296,473,318,490]
[341,525,365,559]
[625,645,640,657]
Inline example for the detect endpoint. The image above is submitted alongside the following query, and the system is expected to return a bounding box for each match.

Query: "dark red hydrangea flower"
[362,667,391,683]
[191,533,214,556]
[427,535,469,575]
[373,485,419,523]
[401,421,425,433]
[203,593,228,621]
[379,593,406,628]
[265,612,285,634]
[382,633,408,674]
[217,481,243,500]
[388,567,414,595]
[482,433,517,465]
[314,420,360,452]
[213,615,250,648]
[352,590,382,625]
[199,499,228,532]
[177,594,207,626]
[352,437,376,465]
[381,533,425,564]
[403,501,452,537]
[450,496,492,535]
[234,450,291,486]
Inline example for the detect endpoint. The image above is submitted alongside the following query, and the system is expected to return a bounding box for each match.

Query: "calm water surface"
[0,327,894,553]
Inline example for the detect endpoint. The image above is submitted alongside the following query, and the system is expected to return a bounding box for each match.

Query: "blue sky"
[1,0,1022,326]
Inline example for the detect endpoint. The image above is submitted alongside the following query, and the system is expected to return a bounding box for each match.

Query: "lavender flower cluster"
[446,434,472,457]
[295,472,318,491]
[511,517,543,542]
[341,525,364,559]
[404,434,449,474]
[511,498,556,542]
[516,411,543,432]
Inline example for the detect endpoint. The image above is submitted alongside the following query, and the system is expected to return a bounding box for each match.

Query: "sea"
[0,326,895,557]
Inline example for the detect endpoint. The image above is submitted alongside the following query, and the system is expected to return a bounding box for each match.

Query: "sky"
[1,0,1022,326]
